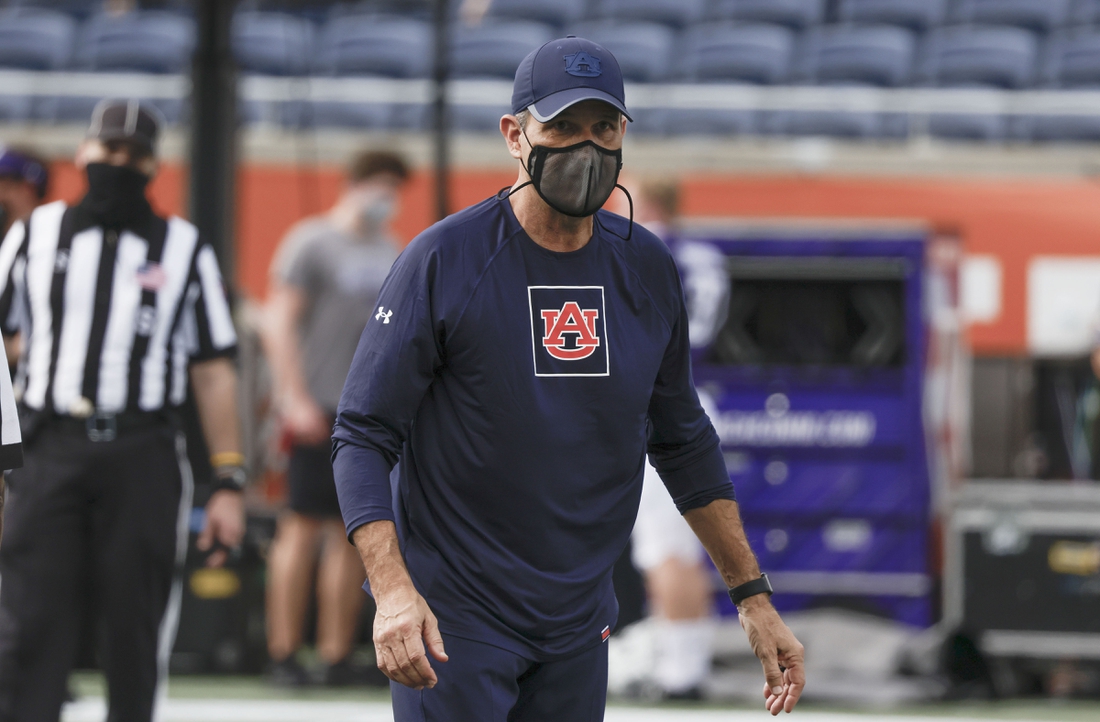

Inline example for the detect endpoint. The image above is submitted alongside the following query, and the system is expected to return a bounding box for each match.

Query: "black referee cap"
[87,99,164,156]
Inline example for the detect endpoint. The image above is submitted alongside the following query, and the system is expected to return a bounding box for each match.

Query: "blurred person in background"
[0,99,245,722]
[262,149,410,687]
[0,147,49,368]
[0,147,48,239]
[625,177,722,701]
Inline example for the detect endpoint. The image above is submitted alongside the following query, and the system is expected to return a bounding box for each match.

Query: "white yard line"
[62,698,1056,722]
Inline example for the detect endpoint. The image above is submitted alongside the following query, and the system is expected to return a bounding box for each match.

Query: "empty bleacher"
[3,0,1100,142]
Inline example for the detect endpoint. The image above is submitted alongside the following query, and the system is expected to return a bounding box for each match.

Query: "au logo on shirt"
[528,286,609,377]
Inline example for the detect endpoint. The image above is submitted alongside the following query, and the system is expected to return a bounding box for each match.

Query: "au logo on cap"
[564,51,601,78]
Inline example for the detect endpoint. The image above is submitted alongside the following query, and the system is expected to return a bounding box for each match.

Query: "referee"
[0,100,245,722]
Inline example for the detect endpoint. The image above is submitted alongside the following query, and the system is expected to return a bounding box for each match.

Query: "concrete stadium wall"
[37,158,1100,356]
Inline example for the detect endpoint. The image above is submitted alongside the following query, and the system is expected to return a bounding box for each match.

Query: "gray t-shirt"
[273,216,400,411]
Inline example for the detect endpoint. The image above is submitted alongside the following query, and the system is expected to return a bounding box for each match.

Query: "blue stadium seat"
[836,0,947,32]
[1070,0,1100,25]
[1041,29,1100,87]
[314,16,431,77]
[11,0,105,20]
[950,0,1071,34]
[767,109,908,140]
[450,20,553,79]
[311,17,432,131]
[486,0,587,28]
[232,11,314,76]
[595,0,706,28]
[920,25,1039,89]
[663,108,757,137]
[448,22,552,132]
[566,21,676,82]
[74,10,196,73]
[326,0,433,21]
[0,8,76,70]
[927,114,1010,142]
[707,0,825,29]
[1025,115,1100,142]
[797,25,916,87]
[679,22,796,84]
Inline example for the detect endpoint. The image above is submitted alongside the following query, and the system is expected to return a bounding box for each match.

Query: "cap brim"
[529,88,632,123]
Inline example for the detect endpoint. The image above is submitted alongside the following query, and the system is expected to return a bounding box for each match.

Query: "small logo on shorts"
[601,625,611,643]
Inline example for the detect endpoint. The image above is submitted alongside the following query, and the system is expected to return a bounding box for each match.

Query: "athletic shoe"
[267,656,311,688]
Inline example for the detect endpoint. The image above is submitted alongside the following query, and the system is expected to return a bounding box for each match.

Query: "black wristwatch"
[728,573,774,607]
[211,464,247,494]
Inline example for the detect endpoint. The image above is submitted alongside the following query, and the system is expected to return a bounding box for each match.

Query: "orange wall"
[47,161,1100,355]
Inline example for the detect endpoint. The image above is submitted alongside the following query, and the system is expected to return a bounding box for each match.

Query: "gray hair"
[515,109,530,130]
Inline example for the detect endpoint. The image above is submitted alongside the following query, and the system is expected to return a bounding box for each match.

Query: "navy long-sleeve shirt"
[332,192,733,659]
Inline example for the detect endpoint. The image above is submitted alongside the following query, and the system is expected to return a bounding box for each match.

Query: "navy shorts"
[286,441,342,518]
[390,633,608,722]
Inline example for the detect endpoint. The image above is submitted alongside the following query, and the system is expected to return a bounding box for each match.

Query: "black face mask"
[82,162,151,228]
[506,132,634,240]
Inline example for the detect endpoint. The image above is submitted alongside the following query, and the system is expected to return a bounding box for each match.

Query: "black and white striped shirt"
[0,200,237,417]
[0,336,21,469]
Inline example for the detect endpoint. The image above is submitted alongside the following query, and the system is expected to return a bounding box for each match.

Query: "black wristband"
[728,573,773,606]
[211,464,247,494]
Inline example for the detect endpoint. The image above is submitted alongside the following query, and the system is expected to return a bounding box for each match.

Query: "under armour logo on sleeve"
[375,307,393,324]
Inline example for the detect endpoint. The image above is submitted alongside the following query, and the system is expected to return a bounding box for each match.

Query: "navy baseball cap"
[512,36,632,123]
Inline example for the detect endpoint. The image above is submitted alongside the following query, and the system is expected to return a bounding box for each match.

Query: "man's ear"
[501,114,524,160]
[73,140,92,171]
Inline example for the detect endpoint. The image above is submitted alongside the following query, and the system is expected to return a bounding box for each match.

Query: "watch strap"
[728,573,773,606]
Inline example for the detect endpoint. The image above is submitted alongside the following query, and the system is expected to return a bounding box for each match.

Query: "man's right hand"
[373,583,449,689]
[281,394,331,445]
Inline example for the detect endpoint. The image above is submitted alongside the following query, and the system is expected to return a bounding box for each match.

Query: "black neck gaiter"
[81,162,152,229]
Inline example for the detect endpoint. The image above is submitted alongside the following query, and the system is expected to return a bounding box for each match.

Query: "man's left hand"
[738,598,806,715]
[198,489,245,567]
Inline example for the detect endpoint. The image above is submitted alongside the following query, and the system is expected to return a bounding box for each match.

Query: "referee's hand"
[197,490,245,567]
[738,597,806,715]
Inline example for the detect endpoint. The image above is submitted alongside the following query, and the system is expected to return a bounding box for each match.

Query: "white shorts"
[631,461,705,571]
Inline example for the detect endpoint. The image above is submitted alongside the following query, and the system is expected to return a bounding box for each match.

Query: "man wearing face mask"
[262,149,409,687]
[0,99,245,722]
[333,37,806,721]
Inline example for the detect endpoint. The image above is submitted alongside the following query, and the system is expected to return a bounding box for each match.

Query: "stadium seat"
[486,0,587,28]
[796,25,916,87]
[679,22,796,84]
[949,0,1071,34]
[836,0,947,32]
[920,25,1039,89]
[311,16,433,131]
[766,110,892,139]
[662,108,757,137]
[707,0,825,29]
[450,20,553,79]
[0,8,77,70]
[10,0,106,20]
[927,113,1011,142]
[566,21,676,82]
[595,0,706,28]
[1070,0,1100,25]
[326,0,433,21]
[314,16,431,77]
[1041,29,1100,87]
[232,11,314,76]
[74,10,196,73]
[1025,115,1100,142]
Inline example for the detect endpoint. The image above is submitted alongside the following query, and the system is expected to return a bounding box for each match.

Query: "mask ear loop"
[594,184,634,242]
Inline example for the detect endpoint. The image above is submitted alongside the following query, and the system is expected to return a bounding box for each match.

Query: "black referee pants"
[0,423,192,722]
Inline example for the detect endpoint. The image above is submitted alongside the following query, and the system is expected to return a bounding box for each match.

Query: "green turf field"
[64,674,1100,722]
